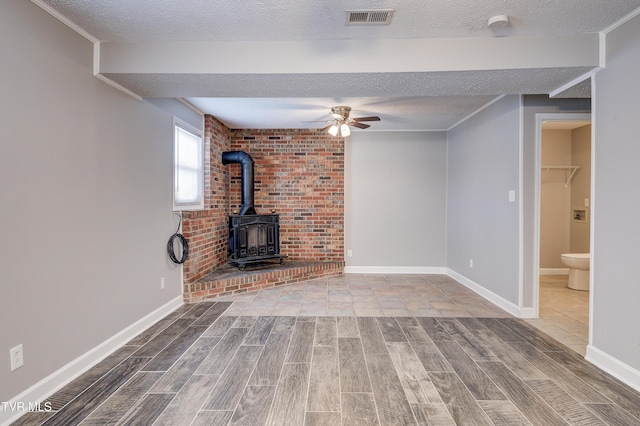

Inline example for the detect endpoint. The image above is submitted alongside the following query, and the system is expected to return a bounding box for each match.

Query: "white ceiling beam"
[98,34,599,75]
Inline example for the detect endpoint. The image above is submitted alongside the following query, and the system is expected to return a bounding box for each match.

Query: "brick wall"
[182,116,345,286]
[229,129,345,261]
[182,116,230,283]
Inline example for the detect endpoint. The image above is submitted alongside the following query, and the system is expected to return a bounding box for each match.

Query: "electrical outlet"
[10,344,24,371]
[347,249,353,257]
[469,259,474,268]
[160,277,165,290]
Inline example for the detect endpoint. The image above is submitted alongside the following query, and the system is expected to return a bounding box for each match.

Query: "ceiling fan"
[307,106,381,137]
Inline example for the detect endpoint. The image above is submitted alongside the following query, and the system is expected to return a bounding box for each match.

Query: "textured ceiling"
[36,0,640,130]
[40,0,640,42]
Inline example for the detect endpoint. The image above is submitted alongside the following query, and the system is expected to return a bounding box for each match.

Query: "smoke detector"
[487,15,510,30]
[346,10,394,25]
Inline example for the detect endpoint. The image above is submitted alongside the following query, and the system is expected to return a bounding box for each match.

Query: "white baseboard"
[517,307,537,319]
[343,266,448,274]
[540,268,569,275]
[0,296,183,426]
[585,345,640,393]
[446,269,529,318]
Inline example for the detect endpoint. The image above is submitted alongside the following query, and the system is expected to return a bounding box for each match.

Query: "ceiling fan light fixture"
[331,106,351,120]
[321,105,379,137]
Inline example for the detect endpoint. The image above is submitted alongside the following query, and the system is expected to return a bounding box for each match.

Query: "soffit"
[34,0,640,130]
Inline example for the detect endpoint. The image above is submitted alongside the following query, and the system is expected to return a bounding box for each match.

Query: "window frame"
[173,117,204,211]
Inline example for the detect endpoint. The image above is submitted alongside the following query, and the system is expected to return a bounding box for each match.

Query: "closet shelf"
[541,166,581,187]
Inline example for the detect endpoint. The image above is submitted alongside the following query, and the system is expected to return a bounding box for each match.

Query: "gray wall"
[446,96,521,305]
[0,1,187,401]
[592,13,640,371]
[345,132,447,269]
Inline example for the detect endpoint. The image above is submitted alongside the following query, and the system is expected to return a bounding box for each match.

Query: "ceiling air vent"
[346,9,394,26]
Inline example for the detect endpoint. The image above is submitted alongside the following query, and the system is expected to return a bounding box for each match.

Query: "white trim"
[30,0,98,43]
[586,345,640,393]
[178,99,206,117]
[548,69,600,98]
[444,120,449,270]
[533,115,542,318]
[92,43,143,100]
[600,6,640,35]
[173,118,205,211]
[588,77,597,347]
[447,269,533,318]
[93,42,101,77]
[518,307,536,318]
[0,297,183,426]
[343,266,448,275]
[599,32,607,69]
[30,0,143,101]
[518,95,525,309]
[540,268,569,275]
[447,95,507,131]
[95,73,143,101]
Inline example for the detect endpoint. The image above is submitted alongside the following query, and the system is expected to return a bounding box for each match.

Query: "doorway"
[531,113,592,355]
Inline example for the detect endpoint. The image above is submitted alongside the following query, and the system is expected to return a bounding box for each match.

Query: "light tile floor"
[219,273,590,356]
[218,273,511,318]
[525,275,590,355]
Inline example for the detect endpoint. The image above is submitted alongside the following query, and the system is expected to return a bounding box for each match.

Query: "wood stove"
[222,150,285,268]
[228,214,282,267]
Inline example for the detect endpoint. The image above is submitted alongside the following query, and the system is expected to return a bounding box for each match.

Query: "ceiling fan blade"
[302,120,332,123]
[353,116,381,122]
[350,122,370,129]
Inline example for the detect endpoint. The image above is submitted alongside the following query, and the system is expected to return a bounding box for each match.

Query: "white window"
[173,118,204,210]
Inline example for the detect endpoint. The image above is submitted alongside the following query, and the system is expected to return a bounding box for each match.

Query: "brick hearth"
[183,260,344,303]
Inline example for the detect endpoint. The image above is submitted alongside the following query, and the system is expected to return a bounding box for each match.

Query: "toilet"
[560,253,590,290]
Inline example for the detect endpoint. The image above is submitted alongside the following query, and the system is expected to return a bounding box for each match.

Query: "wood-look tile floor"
[11,275,640,426]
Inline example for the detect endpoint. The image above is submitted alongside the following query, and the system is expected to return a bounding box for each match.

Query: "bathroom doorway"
[531,113,592,355]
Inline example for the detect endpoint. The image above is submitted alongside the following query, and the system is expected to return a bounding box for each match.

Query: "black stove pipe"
[222,150,257,215]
